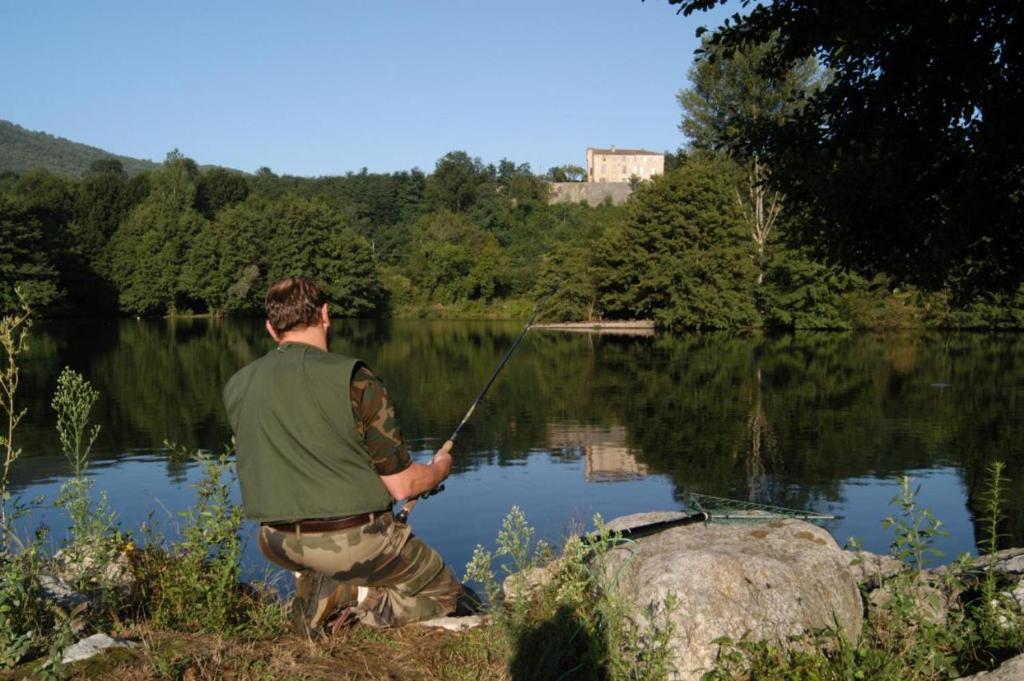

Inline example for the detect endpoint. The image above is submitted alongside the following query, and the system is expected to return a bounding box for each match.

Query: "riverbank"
[8,508,1024,680]
[532,319,655,335]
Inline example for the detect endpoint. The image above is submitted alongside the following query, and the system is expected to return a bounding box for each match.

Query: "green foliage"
[0,301,52,668]
[183,194,385,316]
[51,367,101,476]
[424,151,493,214]
[534,242,601,321]
[0,197,62,313]
[980,462,1007,558]
[142,445,284,636]
[672,0,1024,293]
[547,165,587,182]
[408,210,509,304]
[50,367,125,620]
[0,120,158,177]
[466,508,676,680]
[0,542,51,669]
[194,168,249,218]
[884,476,949,572]
[0,294,31,541]
[595,156,759,329]
[4,125,1023,326]
[679,36,821,161]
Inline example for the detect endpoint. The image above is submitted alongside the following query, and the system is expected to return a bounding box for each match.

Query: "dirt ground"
[5,623,510,681]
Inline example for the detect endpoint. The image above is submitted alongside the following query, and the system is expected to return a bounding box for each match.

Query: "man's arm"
[379,441,452,501]
[351,366,453,502]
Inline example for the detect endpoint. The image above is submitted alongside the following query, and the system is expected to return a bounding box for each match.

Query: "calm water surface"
[9,319,1024,582]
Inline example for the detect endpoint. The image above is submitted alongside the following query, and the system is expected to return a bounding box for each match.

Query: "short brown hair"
[265,277,327,335]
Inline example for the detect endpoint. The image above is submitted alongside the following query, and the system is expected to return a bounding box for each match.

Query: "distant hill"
[0,119,162,177]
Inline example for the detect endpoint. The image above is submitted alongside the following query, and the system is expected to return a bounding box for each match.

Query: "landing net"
[684,492,837,523]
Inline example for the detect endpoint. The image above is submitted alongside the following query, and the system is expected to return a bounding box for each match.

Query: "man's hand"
[431,440,454,480]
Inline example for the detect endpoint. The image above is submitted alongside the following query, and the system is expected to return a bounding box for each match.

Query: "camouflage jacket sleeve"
[350,365,412,476]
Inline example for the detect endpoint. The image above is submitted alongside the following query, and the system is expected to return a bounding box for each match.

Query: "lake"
[7,318,1024,585]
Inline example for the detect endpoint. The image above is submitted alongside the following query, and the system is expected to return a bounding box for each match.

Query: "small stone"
[61,633,137,665]
[841,550,904,589]
[1012,581,1024,611]
[1002,555,1024,574]
[38,574,90,610]
[415,615,485,631]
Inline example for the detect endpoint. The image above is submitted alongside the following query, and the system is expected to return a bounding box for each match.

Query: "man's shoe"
[454,584,484,616]
[290,571,357,637]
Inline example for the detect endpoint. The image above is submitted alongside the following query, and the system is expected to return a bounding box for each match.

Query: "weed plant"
[465,507,676,680]
[139,444,285,637]
[0,292,31,542]
[51,367,126,607]
[0,298,54,669]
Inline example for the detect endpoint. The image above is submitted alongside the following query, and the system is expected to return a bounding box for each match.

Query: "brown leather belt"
[264,512,376,533]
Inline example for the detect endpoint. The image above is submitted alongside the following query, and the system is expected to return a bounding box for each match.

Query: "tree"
[679,36,820,285]
[407,210,508,304]
[670,0,1024,293]
[594,156,758,329]
[87,158,126,177]
[103,158,207,314]
[6,170,78,311]
[194,168,249,218]
[0,196,61,312]
[547,165,587,182]
[74,169,129,258]
[424,151,494,213]
[534,243,601,321]
[182,195,385,316]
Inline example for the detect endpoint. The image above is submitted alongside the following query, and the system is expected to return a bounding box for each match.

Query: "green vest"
[223,342,394,522]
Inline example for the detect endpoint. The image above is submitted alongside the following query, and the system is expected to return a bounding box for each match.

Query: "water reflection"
[546,423,648,482]
[9,319,1024,565]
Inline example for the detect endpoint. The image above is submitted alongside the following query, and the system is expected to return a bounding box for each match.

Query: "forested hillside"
[3,8,1023,333]
[0,120,159,177]
[2,143,1021,329]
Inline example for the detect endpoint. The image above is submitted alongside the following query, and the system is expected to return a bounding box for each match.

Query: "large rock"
[841,549,904,589]
[597,513,863,681]
[954,653,1024,680]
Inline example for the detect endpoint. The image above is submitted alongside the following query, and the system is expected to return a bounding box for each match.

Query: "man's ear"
[320,303,330,328]
[265,320,281,343]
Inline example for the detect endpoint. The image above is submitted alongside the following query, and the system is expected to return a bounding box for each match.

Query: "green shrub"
[140,445,284,637]
[466,507,676,680]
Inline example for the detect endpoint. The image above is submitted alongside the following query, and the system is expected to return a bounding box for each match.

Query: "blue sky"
[1,1,735,176]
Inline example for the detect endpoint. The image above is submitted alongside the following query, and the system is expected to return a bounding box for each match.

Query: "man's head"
[264,276,329,344]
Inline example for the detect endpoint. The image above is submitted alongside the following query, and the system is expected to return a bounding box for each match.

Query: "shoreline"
[532,319,656,335]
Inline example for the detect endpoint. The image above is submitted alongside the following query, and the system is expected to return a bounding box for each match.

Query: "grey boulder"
[597,513,863,681]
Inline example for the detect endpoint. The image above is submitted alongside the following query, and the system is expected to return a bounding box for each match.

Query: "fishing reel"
[394,484,445,522]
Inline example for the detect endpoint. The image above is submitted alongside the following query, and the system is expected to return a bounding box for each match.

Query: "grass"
[0,624,508,680]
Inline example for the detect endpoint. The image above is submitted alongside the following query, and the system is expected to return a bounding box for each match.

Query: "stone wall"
[547,181,633,206]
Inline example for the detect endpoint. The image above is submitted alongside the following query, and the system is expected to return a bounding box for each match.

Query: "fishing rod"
[395,307,543,522]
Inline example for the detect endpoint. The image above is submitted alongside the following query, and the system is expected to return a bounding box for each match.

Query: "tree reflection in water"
[11,319,1024,550]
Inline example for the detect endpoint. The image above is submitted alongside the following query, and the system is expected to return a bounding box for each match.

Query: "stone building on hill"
[586,146,664,183]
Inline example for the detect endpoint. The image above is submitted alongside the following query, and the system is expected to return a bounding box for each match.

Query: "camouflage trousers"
[257,511,461,628]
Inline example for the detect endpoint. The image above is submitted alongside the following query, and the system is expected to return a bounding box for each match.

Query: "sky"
[0,0,736,177]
